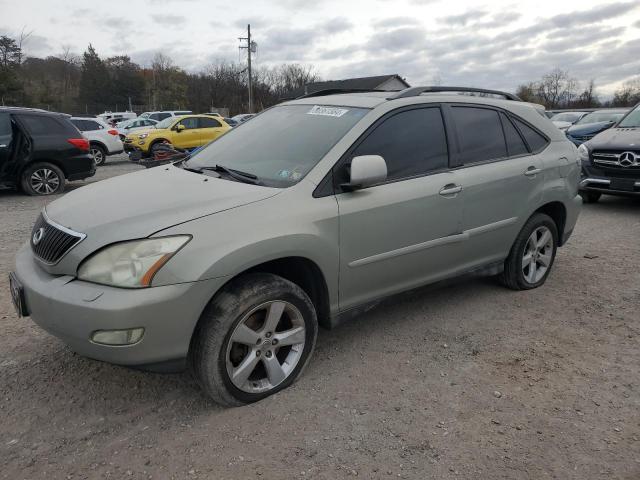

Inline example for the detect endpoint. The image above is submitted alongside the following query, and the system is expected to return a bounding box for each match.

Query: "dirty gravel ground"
[0,156,639,479]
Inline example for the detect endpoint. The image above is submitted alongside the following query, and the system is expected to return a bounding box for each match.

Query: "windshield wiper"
[197,165,260,185]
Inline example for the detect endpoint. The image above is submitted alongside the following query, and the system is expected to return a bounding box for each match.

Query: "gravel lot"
[1,155,639,479]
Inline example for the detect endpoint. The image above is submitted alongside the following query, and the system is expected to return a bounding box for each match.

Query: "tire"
[150,140,171,155]
[91,144,107,166]
[20,162,65,196]
[580,191,601,203]
[189,273,318,407]
[499,213,558,291]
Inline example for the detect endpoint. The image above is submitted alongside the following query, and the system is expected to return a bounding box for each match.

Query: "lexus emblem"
[618,151,637,167]
[32,227,45,245]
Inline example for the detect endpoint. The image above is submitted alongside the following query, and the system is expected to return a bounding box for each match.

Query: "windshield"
[186,104,369,187]
[551,112,584,122]
[576,112,625,125]
[155,116,177,129]
[618,105,640,128]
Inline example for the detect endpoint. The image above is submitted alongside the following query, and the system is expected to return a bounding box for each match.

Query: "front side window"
[186,104,369,187]
[155,117,177,129]
[0,113,12,147]
[452,107,507,164]
[351,107,448,181]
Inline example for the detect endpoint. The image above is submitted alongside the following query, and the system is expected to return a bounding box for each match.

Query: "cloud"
[546,1,639,28]
[372,16,421,29]
[440,9,488,26]
[150,14,187,27]
[367,27,427,52]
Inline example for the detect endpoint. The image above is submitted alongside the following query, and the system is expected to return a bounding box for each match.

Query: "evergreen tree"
[78,44,109,112]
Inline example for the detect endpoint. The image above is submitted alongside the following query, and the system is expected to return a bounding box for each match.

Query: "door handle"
[439,184,463,196]
[524,167,541,177]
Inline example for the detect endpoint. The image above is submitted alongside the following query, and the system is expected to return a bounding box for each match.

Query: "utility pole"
[239,24,257,113]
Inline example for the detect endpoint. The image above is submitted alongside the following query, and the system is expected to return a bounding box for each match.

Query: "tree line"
[515,68,640,109]
[2,33,640,115]
[0,35,319,115]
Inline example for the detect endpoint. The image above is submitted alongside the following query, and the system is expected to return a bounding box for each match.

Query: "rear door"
[198,116,227,145]
[448,105,548,270]
[335,106,464,311]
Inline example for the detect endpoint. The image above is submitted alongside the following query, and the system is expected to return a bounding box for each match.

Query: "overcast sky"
[1,0,639,95]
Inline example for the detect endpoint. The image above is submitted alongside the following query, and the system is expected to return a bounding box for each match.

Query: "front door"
[173,117,201,149]
[336,106,464,311]
[0,113,14,182]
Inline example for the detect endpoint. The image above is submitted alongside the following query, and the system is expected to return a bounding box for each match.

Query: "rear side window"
[352,107,448,181]
[199,117,221,128]
[512,117,549,152]
[451,107,507,164]
[500,113,528,156]
[19,114,69,135]
[72,119,103,131]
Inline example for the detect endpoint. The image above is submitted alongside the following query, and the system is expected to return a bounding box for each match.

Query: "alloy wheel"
[522,226,553,284]
[225,300,306,394]
[30,168,60,195]
[91,148,104,165]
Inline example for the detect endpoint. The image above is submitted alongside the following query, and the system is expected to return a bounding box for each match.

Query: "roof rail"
[297,88,389,99]
[387,86,522,101]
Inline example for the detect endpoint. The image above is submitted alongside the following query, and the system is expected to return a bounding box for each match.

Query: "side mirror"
[175,124,186,132]
[343,155,387,191]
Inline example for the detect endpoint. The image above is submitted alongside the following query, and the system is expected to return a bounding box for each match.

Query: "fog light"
[91,328,144,346]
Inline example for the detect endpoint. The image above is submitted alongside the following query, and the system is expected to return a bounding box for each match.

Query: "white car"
[116,118,159,140]
[139,110,192,122]
[551,111,588,131]
[70,117,124,166]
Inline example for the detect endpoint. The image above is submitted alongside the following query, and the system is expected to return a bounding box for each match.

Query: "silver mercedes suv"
[11,87,582,406]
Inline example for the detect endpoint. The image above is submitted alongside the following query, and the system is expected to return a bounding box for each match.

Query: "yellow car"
[124,114,231,156]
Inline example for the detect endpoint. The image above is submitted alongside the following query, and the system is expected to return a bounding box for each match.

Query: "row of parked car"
[548,108,629,146]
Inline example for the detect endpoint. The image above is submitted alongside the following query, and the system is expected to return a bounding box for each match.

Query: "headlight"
[138,133,149,139]
[577,144,589,162]
[78,236,191,288]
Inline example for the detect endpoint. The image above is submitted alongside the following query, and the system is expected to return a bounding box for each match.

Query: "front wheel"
[499,213,558,290]
[189,273,318,407]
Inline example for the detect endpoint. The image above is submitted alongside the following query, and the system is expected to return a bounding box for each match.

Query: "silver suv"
[11,87,582,406]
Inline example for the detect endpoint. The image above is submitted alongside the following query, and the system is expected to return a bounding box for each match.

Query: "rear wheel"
[150,140,171,156]
[91,144,107,166]
[499,213,558,290]
[21,162,65,196]
[189,273,318,407]
[580,191,601,203]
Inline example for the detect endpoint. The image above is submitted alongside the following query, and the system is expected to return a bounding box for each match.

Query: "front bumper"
[580,164,640,196]
[14,246,228,367]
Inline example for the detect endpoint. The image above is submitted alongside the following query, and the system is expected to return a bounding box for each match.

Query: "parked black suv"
[579,102,640,202]
[0,107,95,195]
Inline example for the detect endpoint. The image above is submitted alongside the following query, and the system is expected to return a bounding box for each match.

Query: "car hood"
[567,121,613,136]
[586,127,640,149]
[42,164,281,274]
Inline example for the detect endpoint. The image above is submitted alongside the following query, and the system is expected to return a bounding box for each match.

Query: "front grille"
[30,213,85,264]
[592,150,640,171]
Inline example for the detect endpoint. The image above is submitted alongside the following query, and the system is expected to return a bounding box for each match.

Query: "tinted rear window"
[72,119,103,131]
[500,113,529,156]
[512,118,548,152]
[19,114,70,135]
[452,107,507,163]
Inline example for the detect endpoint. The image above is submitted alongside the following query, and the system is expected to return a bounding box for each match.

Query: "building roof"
[281,74,410,100]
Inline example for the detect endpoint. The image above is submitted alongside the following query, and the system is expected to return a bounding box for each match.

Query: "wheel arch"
[89,140,107,152]
[533,201,567,245]
[18,158,69,180]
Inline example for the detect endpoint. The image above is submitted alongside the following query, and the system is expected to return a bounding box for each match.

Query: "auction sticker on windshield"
[307,105,349,118]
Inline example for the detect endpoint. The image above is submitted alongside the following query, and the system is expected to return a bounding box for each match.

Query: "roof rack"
[297,88,389,99]
[387,86,521,101]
